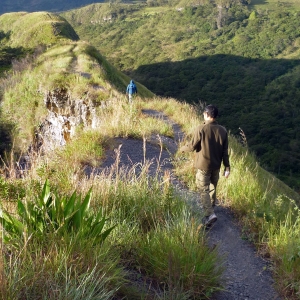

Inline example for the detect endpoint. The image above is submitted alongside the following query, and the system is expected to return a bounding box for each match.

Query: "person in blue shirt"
[126,80,137,102]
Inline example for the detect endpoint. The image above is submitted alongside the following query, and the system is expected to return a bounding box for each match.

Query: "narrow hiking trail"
[100,109,281,300]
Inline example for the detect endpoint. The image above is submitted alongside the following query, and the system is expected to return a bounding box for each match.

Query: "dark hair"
[204,104,218,118]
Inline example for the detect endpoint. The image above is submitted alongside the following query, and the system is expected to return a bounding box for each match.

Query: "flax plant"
[0,180,122,299]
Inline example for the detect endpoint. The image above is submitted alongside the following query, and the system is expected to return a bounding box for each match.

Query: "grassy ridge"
[1,93,300,298]
[0,87,222,299]
[0,11,153,159]
[0,12,79,48]
[0,12,79,75]
[0,41,152,154]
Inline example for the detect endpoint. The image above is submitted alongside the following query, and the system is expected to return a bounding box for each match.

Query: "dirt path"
[100,109,281,300]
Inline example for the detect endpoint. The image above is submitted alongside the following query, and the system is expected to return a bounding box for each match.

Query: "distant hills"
[0,0,105,15]
[0,0,150,15]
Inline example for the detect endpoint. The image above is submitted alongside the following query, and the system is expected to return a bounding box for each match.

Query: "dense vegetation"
[61,1,300,190]
[1,7,300,299]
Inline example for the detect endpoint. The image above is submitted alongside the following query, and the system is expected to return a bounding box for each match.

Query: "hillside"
[61,1,300,190]
[0,9,300,299]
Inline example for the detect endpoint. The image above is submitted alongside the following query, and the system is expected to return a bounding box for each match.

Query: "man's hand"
[224,167,230,178]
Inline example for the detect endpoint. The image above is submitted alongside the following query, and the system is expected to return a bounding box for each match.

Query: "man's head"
[204,104,218,119]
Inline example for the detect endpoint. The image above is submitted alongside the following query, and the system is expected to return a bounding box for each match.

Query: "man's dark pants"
[196,169,219,216]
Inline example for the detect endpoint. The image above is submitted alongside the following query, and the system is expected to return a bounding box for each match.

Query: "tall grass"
[82,161,222,299]
[0,161,221,299]
[136,213,223,299]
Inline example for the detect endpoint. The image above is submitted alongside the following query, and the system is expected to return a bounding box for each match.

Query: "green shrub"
[0,180,116,247]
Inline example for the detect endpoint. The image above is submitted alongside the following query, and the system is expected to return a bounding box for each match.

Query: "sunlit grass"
[140,97,203,134]
[136,214,223,298]
[82,162,221,299]
[96,97,174,139]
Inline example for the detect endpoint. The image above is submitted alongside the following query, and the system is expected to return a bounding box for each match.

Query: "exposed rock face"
[35,88,98,152]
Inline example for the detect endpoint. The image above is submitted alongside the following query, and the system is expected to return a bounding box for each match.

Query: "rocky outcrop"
[34,87,99,152]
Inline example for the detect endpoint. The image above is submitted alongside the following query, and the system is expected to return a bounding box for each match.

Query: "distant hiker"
[126,79,137,102]
[180,104,230,227]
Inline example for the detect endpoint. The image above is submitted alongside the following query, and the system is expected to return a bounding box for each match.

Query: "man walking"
[126,79,137,102]
[180,104,230,227]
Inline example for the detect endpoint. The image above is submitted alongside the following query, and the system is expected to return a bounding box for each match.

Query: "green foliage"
[0,180,116,247]
[62,3,300,189]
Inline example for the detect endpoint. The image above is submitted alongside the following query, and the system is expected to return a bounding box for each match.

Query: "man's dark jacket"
[181,120,230,171]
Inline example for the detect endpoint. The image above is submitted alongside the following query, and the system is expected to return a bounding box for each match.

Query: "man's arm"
[180,125,202,153]
[222,133,230,169]
[222,133,230,178]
